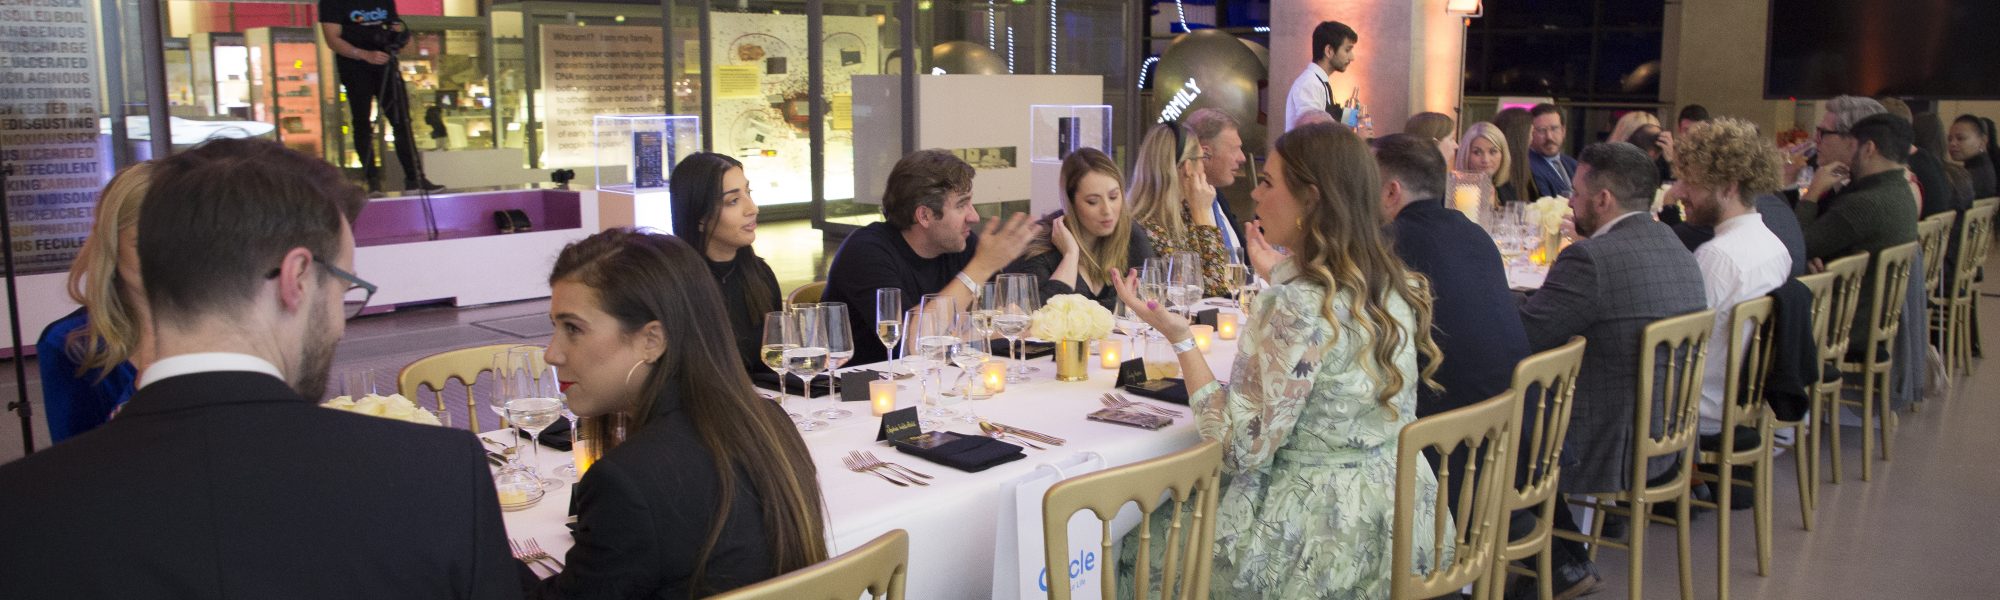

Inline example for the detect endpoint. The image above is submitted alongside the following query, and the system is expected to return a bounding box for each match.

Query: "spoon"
[980,421,1044,450]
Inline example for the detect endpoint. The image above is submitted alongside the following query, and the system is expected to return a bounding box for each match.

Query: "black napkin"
[987,339,1055,359]
[749,370,834,398]
[893,432,1025,472]
[1121,378,1190,405]
[518,417,573,451]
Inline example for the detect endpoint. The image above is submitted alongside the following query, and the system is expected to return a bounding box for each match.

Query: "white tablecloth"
[492,333,1239,598]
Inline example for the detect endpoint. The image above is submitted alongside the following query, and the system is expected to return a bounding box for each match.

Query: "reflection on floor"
[0,236,1994,597]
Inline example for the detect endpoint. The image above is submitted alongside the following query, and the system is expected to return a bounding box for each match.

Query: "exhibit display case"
[245,27,327,157]
[592,114,700,193]
[488,2,669,170]
[1027,104,1113,214]
[395,17,499,154]
[191,32,252,119]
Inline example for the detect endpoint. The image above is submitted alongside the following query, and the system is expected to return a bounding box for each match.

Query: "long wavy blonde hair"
[1273,123,1442,412]
[65,162,156,379]
[1128,122,1203,236]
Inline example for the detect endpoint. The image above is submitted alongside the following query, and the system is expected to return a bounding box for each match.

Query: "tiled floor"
[2,223,1995,597]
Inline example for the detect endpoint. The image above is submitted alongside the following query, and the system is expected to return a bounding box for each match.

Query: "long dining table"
[490,324,1239,598]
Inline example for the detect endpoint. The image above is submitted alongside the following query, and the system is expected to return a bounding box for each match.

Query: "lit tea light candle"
[1453,184,1481,219]
[870,379,897,416]
[1217,313,1239,340]
[981,361,1008,394]
[1099,338,1123,368]
[1191,325,1215,352]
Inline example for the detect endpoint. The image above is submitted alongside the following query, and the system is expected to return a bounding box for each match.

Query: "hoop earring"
[624,360,649,386]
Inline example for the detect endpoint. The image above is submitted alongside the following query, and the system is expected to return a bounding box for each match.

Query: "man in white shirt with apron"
[1284,21,1357,132]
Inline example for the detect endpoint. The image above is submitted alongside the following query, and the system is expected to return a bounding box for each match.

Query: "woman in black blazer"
[670,152,783,376]
[1002,147,1155,310]
[536,230,828,598]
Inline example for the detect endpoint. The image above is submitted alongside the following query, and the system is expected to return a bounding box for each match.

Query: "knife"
[485,451,510,468]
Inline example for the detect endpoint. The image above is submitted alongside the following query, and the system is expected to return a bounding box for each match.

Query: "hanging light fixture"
[1446,0,1483,16]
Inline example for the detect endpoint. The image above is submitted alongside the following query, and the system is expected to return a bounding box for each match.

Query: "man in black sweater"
[822,150,1037,364]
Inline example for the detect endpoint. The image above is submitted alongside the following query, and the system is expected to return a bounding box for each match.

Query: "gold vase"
[1055,340,1089,382]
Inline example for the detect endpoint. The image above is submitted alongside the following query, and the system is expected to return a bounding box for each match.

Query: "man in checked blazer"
[0,139,522,599]
[1514,142,1707,599]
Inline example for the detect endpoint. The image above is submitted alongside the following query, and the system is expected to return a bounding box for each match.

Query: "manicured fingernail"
[1147,301,1159,311]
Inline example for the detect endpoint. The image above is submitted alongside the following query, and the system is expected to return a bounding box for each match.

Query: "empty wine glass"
[994,274,1039,382]
[947,314,987,423]
[760,311,801,420]
[911,297,961,428]
[874,288,904,376]
[786,307,830,432]
[813,302,854,420]
[970,282,999,358]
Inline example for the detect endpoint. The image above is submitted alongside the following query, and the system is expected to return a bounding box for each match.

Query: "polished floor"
[1,221,1995,598]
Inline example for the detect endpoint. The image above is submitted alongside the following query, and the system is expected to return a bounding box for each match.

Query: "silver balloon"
[930,41,1007,76]
[1150,29,1270,151]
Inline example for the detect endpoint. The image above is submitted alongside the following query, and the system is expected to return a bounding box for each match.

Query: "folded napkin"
[749,371,833,398]
[893,432,1025,472]
[518,417,573,451]
[1122,378,1190,405]
[987,338,1055,359]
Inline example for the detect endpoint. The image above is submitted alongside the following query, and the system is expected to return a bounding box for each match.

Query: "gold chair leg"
[1756,454,1773,576]
[1676,492,1694,600]
[1860,372,1875,482]
[1792,425,1814,530]
[1587,500,1605,563]
[1629,498,1646,600]
[1537,548,1554,600]
[1826,386,1844,485]
[1878,369,1895,461]
[1715,465,1733,600]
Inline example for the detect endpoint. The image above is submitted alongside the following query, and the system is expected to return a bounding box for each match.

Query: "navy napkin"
[749,371,833,398]
[893,433,1025,472]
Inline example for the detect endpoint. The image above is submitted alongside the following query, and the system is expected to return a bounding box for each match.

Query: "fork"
[523,538,565,570]
[854,451,931,485]
[1110,392,1186,417]
[509,539,549,575]
[1102,394,1184,419]
[843,453,909,487]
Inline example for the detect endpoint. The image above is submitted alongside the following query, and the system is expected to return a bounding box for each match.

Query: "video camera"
[344,21,411,54]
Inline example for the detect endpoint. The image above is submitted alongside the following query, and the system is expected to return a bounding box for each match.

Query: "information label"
[0,0,107,275]
[538,25,666,167]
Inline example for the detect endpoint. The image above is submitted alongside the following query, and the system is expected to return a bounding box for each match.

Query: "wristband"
[1170,336,1198,355]
[956,272,981,294]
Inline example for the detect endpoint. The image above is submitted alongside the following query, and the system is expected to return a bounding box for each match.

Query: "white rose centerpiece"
[1031,294,1114,382]
[322,393,445,426]
[1525,196,1572,235]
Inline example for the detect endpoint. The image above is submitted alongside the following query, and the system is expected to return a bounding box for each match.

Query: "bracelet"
[1170,336,1198,355]
[956,271,980,294]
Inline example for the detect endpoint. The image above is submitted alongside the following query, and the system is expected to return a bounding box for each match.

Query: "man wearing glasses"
[0,139,521,598]
[1795,106,1918,354]
[1527,103,1580,198]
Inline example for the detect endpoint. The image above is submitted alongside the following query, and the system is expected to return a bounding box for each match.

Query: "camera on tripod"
[347,22,410,55]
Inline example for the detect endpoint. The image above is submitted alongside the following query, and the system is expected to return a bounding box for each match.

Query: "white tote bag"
[992,452,1145,599]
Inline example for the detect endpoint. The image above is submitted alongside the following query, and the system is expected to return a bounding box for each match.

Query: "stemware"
[813,302,854,420]
[785,307,831,432]
[969,282,999,358]
[912,294,961,428]
[1221,248,1249,309]
[874,288,905,376]
[760,311,802,421]
[995,274,1042,381]
[1165,252,1202,315]
[499,350,565,491]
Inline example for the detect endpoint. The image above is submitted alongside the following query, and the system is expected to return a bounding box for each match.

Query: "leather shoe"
[1505,559,1600,600]
[405,177,446,192]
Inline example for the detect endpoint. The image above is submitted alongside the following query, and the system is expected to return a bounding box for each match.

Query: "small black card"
[838,371,877,402]
[875,406,921,443]
[1194,308,1219,327]
[1116,358,1148,387]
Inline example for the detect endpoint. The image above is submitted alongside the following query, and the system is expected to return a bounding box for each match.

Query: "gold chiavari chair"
[1836,242,1918,480]
[1940,202,1996,376]
[708,529,908,600]
[397,343,526,432]
[1784,271,1837,524]
[1042,440,1222,600]
[1690,297,1777,600]
[1486,337,1586,600]
[1394,387,1519,600]
[1814,253,1870,486]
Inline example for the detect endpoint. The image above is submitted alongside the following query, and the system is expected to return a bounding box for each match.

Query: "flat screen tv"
[1765,0,2000,99]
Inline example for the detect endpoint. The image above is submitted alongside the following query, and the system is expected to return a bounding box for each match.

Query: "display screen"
[1766,0,2000,99]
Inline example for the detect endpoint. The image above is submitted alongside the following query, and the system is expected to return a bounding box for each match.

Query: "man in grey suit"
[1512,142,1707,600]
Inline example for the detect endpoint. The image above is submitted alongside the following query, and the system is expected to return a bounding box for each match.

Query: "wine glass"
[969,282,999,358]
[874,288,904,376]
[760,311,801,420]
[1165,251,1201,315]
[501,356,565,491]
[1221,248,1249,309]
[947,314,987,423]
[813,303,854,420]
[785,307,830,432]
[554,403,579,478]
[486,347,533,474]
[993,274,1038,382]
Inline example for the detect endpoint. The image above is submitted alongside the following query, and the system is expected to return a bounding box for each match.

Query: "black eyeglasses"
[266,257,378,319]
[1816,127,1848,138]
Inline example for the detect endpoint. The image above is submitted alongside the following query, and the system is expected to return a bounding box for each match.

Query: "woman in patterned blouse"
[1129,122,1231,297]
[1111,122,1451,598]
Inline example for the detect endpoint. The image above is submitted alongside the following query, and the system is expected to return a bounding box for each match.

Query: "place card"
[1193,308,1219,327]
[839,371,877,402]
[876,406,922,443]
[1115,358,1147,387]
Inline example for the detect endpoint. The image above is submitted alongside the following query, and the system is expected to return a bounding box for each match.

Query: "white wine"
[760,343,795,371]
[875,320,902,348]
[969,310,996,334]
[828,350,854,371]
[916,335,959,364]
[1144,360,1182,380]
[1222,264,1248,293]
[784,347,828,378]
[992,314,1031,337]
[505,397,564,431]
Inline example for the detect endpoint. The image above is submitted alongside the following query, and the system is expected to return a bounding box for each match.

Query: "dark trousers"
[339,63,418,180]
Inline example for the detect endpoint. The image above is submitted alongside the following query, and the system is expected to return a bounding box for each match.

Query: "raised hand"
[969,212,1039,274]
[1109,268,1192,343]
[1242,219,1285,281]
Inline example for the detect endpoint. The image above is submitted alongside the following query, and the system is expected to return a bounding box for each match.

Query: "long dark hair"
[670,152,776,327]
[550,230,828,595]
[1272,123,1442,413]
[1491,108,1539,202]
[1954,114,2000,184]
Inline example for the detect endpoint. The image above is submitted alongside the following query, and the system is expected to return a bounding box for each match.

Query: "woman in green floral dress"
[1111,122,1450,599]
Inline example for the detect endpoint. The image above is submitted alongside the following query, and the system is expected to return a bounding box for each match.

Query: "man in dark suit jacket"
[1528,103,1581,198]
[1516,142,1709,599]
[0,139,522,599]
[1373,134,1531,418]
